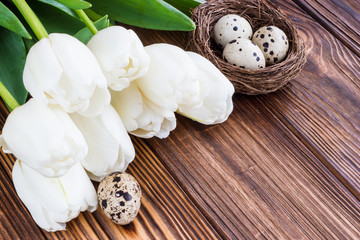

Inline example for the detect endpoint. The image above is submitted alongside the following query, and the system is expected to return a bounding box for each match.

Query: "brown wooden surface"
[292,0,360,57]
[1,0,360,239]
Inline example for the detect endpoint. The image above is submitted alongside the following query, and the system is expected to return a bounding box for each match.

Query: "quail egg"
[213,14,253,48]
[98,172,141,225]
[252,26,289,65]
[223,39,265,70]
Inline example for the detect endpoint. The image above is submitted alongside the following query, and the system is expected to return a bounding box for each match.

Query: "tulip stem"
[83,9,102,21]
[0,81,20,112]
[75,9,98,35]
[12,0,48,40]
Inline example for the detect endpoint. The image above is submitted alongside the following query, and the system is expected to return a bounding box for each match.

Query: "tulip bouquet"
[0,0,235,232]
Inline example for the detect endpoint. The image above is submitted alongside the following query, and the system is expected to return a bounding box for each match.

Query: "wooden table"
[1,0,360,239]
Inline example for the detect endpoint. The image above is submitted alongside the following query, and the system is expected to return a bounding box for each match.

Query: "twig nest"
[98,172,141,225]
[189,0,307,95]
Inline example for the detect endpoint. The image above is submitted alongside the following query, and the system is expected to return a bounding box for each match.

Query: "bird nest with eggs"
[189,0,307,95]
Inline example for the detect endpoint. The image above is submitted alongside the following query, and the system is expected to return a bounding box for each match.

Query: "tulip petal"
[101,106,135,173]
[137,43,201,112]
[23,33,110,117]
[49,33,106,89]
[110,84,143,132]
[178,52,235,124]
[78,85,111,117]
[13,160,67,231]
[0,134,9,153]
[71,105,135,181]
[12,160,97,232]
[111,82,176,138]
[2,98,87,177]
[59,163,98,212]
[87,26,150,91]
[23,37,63,105]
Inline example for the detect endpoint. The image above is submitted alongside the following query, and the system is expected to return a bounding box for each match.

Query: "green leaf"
[0,2,31,38]
[0,27,28,105]
[23,38,36,52]
[36,0,78,18]
[55,0,92,9]
[28,0,84,35]
[88,0,196,31]
[163,0,203,16]
[74,15,109,44]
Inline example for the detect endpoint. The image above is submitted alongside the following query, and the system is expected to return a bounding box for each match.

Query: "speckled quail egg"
[252,26,289,65]
[98,172,141,225]
[223,39,265,70]
[213,14,253,48]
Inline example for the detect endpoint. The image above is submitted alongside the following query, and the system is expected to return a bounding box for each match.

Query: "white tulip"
[0,98,87,178]
[178,52,235,124]
[111,82,176,139]
[136,43,202,113]
[87,26,150,91]
[23,33,110,117]
[70,105,135,181]
[12,160,97,232]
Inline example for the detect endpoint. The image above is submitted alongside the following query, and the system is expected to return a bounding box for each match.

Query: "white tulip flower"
[12,160,97,232]
[23,33,110,117]
[111,82,176,139]
[136,43,202,113]
[178,52,235,124]
[0,98,87,178]
[87,26,150,91]
[70,105,135,181]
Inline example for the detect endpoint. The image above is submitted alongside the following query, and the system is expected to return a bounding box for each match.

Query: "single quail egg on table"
[252,26,289,65]
[213,14,253,48]
[223,38,265,70]
[98,172,141,225]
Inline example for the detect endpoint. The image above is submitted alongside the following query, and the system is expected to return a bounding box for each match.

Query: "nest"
[189,0,307,95]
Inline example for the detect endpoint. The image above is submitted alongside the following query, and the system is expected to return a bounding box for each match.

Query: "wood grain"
[291,0,360,57]
[89,137,220,240]
[145,110,360,239]
[138,0,360,238]
[271,0,360,199]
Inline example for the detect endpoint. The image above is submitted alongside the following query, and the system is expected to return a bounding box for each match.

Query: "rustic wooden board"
[138,0,360,238]
[291,0,360,57]
[145,106,360,239]
[1,0,360,239]
[272,0,360,199]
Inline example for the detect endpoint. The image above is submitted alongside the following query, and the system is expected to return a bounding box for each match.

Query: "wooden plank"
[88,137,220,240]
[0,102,219,239]
[271,0,360,200]
[133,0,360,208]
[291,0,360,57]
[145,111,360,239]
[132,0,360,239]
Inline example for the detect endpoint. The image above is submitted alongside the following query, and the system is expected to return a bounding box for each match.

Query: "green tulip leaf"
[163,0,204,16]
[54,0,91,10]
[0,27,28,105]
[88,0,196,31]
[74,15,109,44]
[36,0,78,18]
[28,0,84,35]
[23,38,36,52]
[0,2,31,38]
